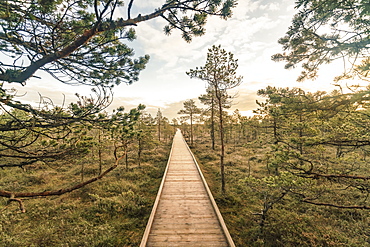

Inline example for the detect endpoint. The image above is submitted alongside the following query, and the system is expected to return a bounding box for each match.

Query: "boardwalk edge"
[182,134,236,247]
[139,131,177,247]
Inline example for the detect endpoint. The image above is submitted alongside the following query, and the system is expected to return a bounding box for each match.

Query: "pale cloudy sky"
[4,0,345,119]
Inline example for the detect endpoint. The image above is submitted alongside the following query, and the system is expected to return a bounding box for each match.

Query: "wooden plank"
[148,234,227,242]
[140,130,235,247]
[148,242,228,247]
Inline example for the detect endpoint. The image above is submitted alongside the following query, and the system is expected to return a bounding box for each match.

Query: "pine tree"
[187,45,242,193]
[272,0,370,81]
[178,99,202,146]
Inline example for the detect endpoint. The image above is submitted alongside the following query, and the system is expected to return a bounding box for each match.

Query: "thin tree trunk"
[220,114,225,193]
[138,139,142,167]
[211,97,215,150]
[125,143,129,169]
[216,90,226,193]
[98,129,102,175]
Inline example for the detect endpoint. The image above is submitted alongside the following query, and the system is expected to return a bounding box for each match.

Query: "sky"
[3,0,348,120]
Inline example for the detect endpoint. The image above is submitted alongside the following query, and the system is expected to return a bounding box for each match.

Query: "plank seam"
[181,134,236,247]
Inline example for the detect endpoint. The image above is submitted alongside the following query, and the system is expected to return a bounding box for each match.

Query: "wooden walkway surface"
[140,130,235,247]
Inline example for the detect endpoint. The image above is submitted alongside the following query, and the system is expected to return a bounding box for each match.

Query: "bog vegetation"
[0,0,238,245]
[2,84,370,246]
[1,0,370,246]
[0,106,175,245]
[180,85,370,246]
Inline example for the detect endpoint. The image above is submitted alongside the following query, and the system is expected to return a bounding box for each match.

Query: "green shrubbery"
[185,87,370,246]
[194,142,369,246]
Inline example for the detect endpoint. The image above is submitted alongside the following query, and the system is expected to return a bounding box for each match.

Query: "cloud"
[155,86,263,120]
[3,77,91,108]
[233,0,261,18]
[161,101,186,120]
[134,19,213,70]
[133,0,164,9]
[121,1,304,119]
[132,1,285,83]
[259,2,280,11]
[2,0,338,122]
[133,1,285,66]
[229,86,261,111]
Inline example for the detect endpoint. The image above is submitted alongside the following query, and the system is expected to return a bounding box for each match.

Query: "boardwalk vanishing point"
[140,130,235,247]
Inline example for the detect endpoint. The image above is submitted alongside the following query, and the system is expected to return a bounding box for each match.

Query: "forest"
[2,79,370,246]
[181,85,370,246]
[1,0,370,246]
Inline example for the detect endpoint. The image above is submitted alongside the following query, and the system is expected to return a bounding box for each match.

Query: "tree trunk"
[138,139,142,167]
[216,90,226,193]
[125,143,129,169]
[211,97,215,150]
[98,129,102,175]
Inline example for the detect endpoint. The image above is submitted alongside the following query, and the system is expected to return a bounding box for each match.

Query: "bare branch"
[128,0,134,19]
[302,199,370,210]
[0,159,121,199]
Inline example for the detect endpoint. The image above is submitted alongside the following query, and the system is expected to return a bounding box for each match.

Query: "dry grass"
[0,142,171,246]
[191,133,370,247]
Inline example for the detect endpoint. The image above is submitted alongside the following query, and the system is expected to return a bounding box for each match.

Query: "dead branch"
[304,172,370,180]
[0,157,123,200]
[9,195,26,213]
[302,199,370,210]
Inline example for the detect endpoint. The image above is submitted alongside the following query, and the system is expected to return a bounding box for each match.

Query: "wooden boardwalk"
[140,130,235,247]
